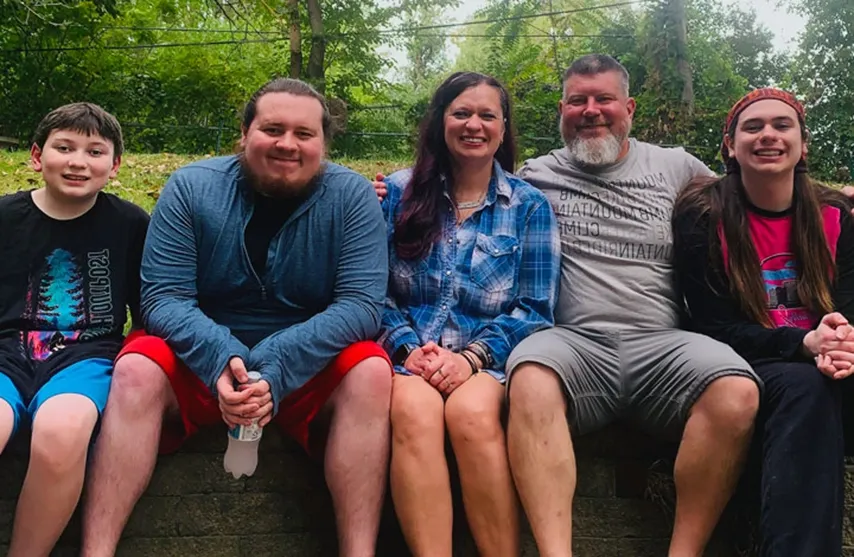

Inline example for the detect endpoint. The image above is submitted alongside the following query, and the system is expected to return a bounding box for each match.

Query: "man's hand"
[237,378,274,427]
[216,357,260,428]
[373,172,387,201]
[418,344,474,396]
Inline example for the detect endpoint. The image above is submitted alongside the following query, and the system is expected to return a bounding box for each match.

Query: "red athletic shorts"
[117,332,390,456]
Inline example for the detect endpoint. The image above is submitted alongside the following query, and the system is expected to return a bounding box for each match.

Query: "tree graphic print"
[25,249,86,361]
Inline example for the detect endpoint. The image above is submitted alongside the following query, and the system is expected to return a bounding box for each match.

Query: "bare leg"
[8,394,98,557]
[669,376,759,557]
[80,355,177,557]
[445,373,519,557]
[323,357,392,557]
[0,399,14,453]
[506,363,574,557]
[390,375,452,557]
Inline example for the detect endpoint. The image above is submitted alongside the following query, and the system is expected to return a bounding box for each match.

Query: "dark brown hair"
[33,102,123,160]
[395,71,516,260]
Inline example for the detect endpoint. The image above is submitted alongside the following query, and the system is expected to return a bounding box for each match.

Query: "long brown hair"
[394,72,516,261]
[674,172,845,327]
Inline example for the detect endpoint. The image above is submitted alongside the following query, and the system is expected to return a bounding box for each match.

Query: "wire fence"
[1,1,644,53]
[1,98,722,168]
[108,118,722,172]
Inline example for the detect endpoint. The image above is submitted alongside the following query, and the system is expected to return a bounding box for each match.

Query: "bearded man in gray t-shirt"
[505,54,760,557]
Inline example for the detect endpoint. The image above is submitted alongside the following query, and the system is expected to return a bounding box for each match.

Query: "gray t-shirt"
[518,138,714,330]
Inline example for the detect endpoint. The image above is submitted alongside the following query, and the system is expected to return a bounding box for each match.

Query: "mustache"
[577,118,611,128]
[237,151,323,198]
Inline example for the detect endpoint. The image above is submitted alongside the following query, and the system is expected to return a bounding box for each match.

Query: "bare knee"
[109,354,173,415]
[30,398,97,475]
[691,375,759,433]
[0,400,14,452]
[390,380,444,447]
[334,356,392,410]
[507,362,567,421]
[445,388,503,446]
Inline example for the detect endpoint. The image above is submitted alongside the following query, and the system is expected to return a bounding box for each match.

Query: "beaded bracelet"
[460,350,480,375]
[466,343,490,369]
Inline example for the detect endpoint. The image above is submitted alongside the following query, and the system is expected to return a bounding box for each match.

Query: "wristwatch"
[391,343,418,366]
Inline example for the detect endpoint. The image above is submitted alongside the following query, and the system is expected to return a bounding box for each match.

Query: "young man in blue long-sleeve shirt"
[80,78,393,557]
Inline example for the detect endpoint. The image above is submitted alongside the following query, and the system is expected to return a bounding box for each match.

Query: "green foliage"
[400,2,459,93]
[449,0,740,164]
[1,1,111,141]
[719,8,787,89]
[0,0,463,158]
[451,0,601,159]
[0,0,273,153]
[444,0,823,169]
[625,0,746,166]
[0,0,849,173]
[787,0,854,181]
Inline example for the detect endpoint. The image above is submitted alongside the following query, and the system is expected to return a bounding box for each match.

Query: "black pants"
[752,361,844,557]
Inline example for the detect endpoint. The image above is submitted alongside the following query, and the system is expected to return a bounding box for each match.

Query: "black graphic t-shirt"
[0,191,149,398]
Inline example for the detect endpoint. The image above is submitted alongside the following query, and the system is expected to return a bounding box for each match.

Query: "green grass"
[0,151,412,212]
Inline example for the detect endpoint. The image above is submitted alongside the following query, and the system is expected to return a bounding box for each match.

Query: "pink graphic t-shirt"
[720,205,841,330]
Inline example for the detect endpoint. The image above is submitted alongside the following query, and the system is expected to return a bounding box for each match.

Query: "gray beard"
[565,133,623,168]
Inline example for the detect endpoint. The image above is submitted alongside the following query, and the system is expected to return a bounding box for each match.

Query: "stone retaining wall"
[1,424,851,556]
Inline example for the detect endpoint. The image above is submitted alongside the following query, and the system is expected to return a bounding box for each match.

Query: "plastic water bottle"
[223,371,263,479]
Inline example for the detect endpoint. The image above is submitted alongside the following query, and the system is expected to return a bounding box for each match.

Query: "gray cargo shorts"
[505,326,761,440]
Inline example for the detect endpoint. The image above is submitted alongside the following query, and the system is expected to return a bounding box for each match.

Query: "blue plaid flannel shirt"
[378,160,560,373]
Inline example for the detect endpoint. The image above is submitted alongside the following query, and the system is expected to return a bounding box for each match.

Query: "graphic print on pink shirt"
[760,253,815,329]
[719,205,841,330]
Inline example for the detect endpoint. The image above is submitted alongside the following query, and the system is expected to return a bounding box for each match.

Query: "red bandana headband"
[721,88,807,174]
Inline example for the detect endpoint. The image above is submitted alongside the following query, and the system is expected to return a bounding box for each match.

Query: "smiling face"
[443,83,506,169]
[559,70,636,167]
[725,99,806,177]
[31,129,119,202]
[240,91,325,196]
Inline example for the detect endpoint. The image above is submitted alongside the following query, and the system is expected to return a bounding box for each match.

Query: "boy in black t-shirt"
[0,103,149,556]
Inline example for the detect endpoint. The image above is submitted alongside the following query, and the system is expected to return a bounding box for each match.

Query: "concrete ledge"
[1,423,853,556]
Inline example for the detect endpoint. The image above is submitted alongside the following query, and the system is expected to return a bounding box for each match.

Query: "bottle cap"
[247,371,262,383]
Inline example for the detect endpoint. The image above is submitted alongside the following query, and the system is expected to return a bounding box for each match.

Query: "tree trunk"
[287,0,301,78]
[306,0,326,93]
[671,0,694,114]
